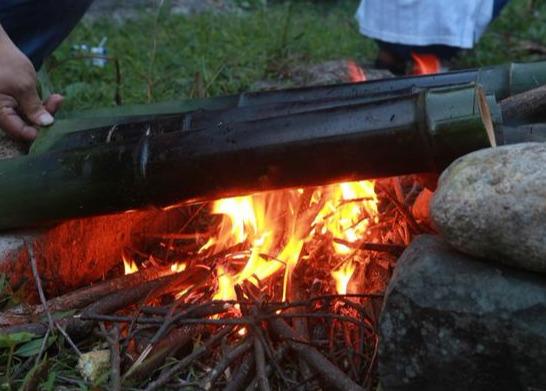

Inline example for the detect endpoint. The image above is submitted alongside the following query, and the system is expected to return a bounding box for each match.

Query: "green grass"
[46,0,546,112]
[47,0,372,111]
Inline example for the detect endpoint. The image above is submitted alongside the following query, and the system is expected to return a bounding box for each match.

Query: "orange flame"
[123,254,139,275]
[202,180,378,300]
[212,266,238,302]
[314,181,378,254]
[347,60,367,82]
[411,53,441,75]
[331,260,356,294]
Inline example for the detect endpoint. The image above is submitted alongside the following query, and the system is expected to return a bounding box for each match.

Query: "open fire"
[122,180,382,302]
[68,173,421,389]
[0,61,441,390]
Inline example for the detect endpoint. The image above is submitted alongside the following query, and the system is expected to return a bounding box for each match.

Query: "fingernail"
[38,112,54,126]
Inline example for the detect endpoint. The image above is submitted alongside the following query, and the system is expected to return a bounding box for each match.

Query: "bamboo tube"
[31,61,546,154]
[0,84,492,230]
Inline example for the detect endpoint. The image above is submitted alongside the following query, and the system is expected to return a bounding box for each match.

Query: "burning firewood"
[0,173,425,389]
[8,61,546,389]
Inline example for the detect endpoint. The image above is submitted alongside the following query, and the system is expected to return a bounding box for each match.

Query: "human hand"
[0,26,63,141]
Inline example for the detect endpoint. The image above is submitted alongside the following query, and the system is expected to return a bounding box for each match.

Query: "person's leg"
[0,0,94,69]
[493,0,511,18]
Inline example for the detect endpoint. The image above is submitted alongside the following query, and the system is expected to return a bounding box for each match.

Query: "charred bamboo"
[503,123,546,144]
[45,89,418,153]
[33,61,546,154]
[0,85,492,229]
[238,60,546,105]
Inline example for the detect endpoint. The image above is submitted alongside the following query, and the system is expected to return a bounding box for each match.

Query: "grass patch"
[47,0,371,111]
[46,0,546,112]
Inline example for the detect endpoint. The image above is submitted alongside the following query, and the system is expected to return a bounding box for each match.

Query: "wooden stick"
[201,337,254,390]
[223,353,255,391]
[5,266,175,319]
[26,242,54,332]
[254,338,271,391]
[245,344,288,391]
[99,322,121,391]
[268,317,364,391]
[333,238,405,256]
[144,326,235,391]
[501,83,546,122]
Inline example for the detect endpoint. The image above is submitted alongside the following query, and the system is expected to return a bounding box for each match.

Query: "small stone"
[77,350,110,383]
[431,142,546,272]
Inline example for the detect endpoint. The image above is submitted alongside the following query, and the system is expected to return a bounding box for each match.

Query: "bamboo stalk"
[0,85,491,230]
[35,60,546,155]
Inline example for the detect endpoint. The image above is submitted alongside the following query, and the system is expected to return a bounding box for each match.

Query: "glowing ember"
[170,262,186,273]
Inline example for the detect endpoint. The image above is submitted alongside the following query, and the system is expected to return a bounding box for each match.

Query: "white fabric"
[355,0,495,49]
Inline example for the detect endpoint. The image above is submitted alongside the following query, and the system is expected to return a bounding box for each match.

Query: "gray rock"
[431,142,546,273]
[379,235,546,391]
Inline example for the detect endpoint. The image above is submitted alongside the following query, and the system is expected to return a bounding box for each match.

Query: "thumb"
[17,86,54,127]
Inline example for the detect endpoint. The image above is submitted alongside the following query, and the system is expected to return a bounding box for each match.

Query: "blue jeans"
[0,0,94,69]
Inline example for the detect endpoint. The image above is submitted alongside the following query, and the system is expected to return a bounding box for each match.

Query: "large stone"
[379,235,546,391]
[431,142,546,273]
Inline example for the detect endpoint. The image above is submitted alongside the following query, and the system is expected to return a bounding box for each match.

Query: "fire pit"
[0,60,545,390]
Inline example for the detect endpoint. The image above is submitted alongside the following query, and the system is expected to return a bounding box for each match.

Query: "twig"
[254,338,271,391]
[35,328,51,366]
[201,337,254,390]
[501,83,546,122]
[144,326,235,391]
[56,323,81,356]
[333,238,405,256]
[224,353,255,391]
[26,242,54,332]
[124,325,202,383]
[375,182,423,234]
[245,344,289,391]
[364,334,379,389]
[5,265,176,319]
[100,322,121,391]
[268,317,364,391]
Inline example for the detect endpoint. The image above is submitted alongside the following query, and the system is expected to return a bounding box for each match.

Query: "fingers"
[0,93,64,142]
[44,94,64,115]
[0,95,38,141]
[17,85,54,127]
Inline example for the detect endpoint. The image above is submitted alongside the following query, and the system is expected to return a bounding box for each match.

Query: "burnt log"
[379,235,546,391]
